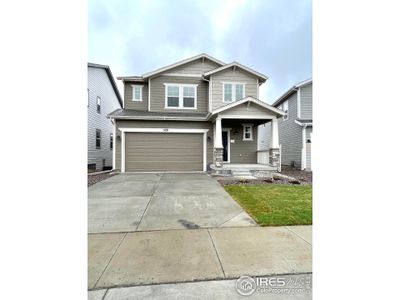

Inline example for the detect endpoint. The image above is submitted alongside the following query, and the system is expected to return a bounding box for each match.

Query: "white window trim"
[131,85,143,102]
[282,100,289,121]
[163,83,198,109]
[222,82,246,103]
[119,128,209,172]
[241,123,253,141]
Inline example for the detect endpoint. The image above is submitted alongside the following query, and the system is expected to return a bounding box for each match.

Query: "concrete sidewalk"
[89,226,312,290]
[89,274,312,300]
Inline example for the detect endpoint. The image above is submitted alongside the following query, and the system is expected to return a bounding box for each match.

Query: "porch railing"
[257,149,269,165]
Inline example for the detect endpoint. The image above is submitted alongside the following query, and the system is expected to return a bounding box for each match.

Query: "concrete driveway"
[88,173,256,233]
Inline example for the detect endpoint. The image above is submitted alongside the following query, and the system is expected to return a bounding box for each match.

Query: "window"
[242,124,253,141]
[183,86,195,108]
[132,85,143,101]
[282,100,288,120]
[110,133,113,150]
[223,82,245,102]
[167,85,179,107]
[165,84,197,109]
[96,129,101,149]
[96,96,101,113]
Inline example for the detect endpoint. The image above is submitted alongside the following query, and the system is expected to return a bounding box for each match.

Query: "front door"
[222,131,229,162]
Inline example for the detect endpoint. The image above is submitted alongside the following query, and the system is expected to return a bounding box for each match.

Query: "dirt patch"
[88,171,116,187]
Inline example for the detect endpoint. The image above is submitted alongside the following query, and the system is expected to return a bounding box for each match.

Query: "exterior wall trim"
[119,128,209,172]
[148,78,151,111]
[112,120,116,169]
[301,126,306,170]
[297,88,301,118]
[218,114,275,119]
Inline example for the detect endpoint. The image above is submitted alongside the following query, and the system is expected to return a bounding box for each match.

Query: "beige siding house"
[108,54,285,173]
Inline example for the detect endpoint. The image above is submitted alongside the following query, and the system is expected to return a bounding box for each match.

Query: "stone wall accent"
[213,147,224,167]
[269,148,280,168]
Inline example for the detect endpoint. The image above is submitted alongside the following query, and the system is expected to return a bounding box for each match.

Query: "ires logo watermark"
[235,275,312,296]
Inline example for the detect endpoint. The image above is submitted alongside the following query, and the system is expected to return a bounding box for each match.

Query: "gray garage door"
[125,132,203,172]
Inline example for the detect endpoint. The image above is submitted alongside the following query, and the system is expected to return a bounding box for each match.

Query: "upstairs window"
[96,129,101,149]
[242,124,253,141]
[223,83,245,102]
[165,84,197,109]
[132,85,143,101]
[282,100,288,120]
[110,133,113,150]
[96,96,101,113]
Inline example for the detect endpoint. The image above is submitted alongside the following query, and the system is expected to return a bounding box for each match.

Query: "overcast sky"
[88,0,311,104]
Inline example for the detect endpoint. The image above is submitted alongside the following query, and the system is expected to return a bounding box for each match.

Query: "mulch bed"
[280,166,312,183]
[88,171,116,187]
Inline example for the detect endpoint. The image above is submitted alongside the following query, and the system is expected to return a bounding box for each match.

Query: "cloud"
[89,0,311,103]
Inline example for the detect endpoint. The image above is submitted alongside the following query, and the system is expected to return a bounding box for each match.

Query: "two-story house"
[108,53,285,173]
[258,78,312,170]
[88,63,122,172]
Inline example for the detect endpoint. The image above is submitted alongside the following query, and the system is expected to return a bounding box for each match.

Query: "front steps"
[230,169,256,179]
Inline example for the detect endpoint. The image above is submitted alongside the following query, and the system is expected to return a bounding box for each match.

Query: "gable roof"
[140,53,225,79]
[272,78,312,107]
[211,96,285,117]
[88,63,123,107]
[203,62,268,83]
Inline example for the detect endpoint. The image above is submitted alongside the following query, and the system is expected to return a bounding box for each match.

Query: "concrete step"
[231,171,252,175]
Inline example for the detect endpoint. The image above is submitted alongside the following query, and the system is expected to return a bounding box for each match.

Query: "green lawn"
[224,185,312,226]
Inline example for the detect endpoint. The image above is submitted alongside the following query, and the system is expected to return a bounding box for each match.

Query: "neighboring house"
[88,63,122,172]
[258,78,312,170]
[108,53,285,173]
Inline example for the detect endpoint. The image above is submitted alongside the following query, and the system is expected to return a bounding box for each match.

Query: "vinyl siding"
[164,58,220,74]
[278,92,302,167]
[211,69,259,110]
[124,83,148,111]
[222,120,258,164]
[149,75,208,113]
[115,120,213,171]
[300,83,312,120]
[257,121,272,151]
[88,67,122,171]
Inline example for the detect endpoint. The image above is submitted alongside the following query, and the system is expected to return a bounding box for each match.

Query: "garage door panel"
[125,133,203,171]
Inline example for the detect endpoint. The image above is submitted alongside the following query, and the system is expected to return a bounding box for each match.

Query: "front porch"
[209,97,284,175]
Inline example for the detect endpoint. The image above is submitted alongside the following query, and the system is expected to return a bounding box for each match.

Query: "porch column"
[213,117,224,167]
[269,117,280,168]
